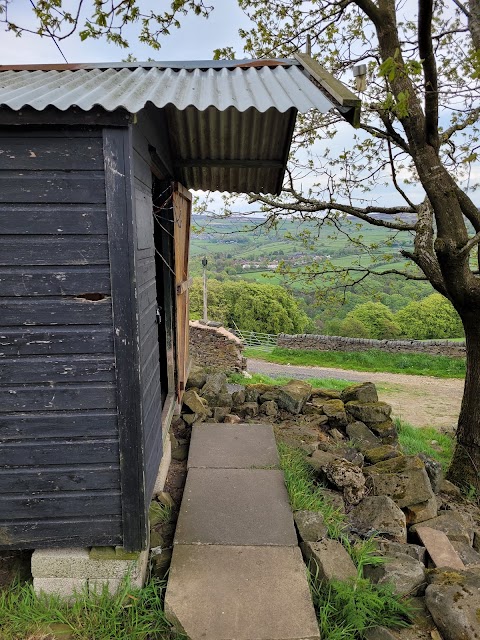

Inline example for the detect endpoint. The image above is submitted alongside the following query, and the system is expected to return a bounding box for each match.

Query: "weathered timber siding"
[0,127,122,549]
[131,110,172,502]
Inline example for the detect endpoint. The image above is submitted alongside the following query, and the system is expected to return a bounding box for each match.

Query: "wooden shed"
[0,57,360,551]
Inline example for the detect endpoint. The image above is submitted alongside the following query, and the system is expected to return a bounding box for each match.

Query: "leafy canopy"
[189,277,311,334]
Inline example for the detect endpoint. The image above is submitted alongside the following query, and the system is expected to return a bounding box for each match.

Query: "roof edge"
[0,59,296,72]
[294,53,361,127]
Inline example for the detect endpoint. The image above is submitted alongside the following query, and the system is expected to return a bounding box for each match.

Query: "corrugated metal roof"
[0,64,335,114]
[0,60,358,194]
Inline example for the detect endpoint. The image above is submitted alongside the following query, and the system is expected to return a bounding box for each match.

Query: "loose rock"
[182,389,208,415]
[301,539,357,583]
[224,414,242,424]
[418,454,443,493]
[377,541,426,564]
[364,552,426,596]
[259,400,278,417]
[186,365,207,390]
[341,382,379,404]
[345,401,392,424]
[346,421,381,452]
[349,496,407,543]
[201,372,229,406]
[364,455,434,509]
[425,569,480,640]
[403,496,438,526]
[276,380,313,415]
[322,399,348,428]
[294,511,328,542]
[364,445,401,465]
[368,419,398,444]
[410,511,474,545]
[325,459,366,505]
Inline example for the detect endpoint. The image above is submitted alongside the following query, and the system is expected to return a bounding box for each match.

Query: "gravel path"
[247,358,464,432]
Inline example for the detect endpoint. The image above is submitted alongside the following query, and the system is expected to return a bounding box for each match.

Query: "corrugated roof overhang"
[0,59,360,194]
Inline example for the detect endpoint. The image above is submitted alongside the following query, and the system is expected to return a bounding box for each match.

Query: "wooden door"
[172,183,192,401]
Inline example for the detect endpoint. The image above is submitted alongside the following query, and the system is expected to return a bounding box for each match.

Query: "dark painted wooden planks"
[1,236,109,266]
[0,326,113,356]
[0,204,108,235]
[0,137,103,170]
[0,355,115,384]
[0,171,105,204]
[0,516,123,550]
[0,465,120,493]
[0,490,122,519]
[0,383,116,412]
[0,297,112,325]
[0,410,118,440]
[1,438,119,466]
[0,266,111,296]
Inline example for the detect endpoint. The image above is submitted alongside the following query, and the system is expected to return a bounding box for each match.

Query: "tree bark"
[447,310,480,492]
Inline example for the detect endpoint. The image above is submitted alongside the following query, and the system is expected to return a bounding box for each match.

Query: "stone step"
[165,545,320,640]
[187,423,279,469]
[174,467,297,547]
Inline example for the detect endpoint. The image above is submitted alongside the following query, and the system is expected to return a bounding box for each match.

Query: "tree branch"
[418,0,439,149]
[458,230,480,257]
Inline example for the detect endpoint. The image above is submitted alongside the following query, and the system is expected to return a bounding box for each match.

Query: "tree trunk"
[447,310,480,492]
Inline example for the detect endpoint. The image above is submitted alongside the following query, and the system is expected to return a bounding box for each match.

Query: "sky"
[0,0,478,212]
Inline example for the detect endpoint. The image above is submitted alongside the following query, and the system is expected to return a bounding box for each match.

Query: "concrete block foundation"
[32,547,149,597]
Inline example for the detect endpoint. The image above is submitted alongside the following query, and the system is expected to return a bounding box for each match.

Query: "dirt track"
[247,359,464,432]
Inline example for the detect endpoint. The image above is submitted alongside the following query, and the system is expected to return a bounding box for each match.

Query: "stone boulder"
[224,414,242,424]
[410,511,474,545]
[232,388,246,406]
[186,365,207,391]
[451,541,480,566]
[364,445,401,465]
[276,380,313,414]
[345,401,392,424]
[368,419,398,444]
[403,496,438,526]
[364,552,426,596]
[311,388,342,400]
[364,455,435,509]
[325,459,366,505]
[425,569,480,640]
[301,539,357,583]
[294,511,328,542]
[348,496,407,543]
[200,372,229,406]
[322,399,348,428]
[259,400,278,417]
[377,541,426,564]
[341,382,379,404]
[346,421,381,452]
[418,454,443,494]
[182,389,209,415]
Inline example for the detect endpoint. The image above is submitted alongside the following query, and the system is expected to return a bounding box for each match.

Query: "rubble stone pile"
[170,368,480,640]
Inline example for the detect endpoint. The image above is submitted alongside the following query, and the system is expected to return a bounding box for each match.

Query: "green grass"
[277,442,413,639]
[396,418,455,470]
[245,347,466,378]
[228,371,353,391]
[0,578,184,640]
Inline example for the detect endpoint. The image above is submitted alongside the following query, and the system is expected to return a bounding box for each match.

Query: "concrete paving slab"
[188,423,279,469]
[165,544,320,640]
[175,468,297,546]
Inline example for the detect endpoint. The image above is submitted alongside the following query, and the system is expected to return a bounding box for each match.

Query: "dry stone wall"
[277,333,466,358]
[189,321,246,373]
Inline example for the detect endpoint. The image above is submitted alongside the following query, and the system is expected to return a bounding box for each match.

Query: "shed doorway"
[152,177,176,408]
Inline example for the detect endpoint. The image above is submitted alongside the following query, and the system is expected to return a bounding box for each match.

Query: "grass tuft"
[0,578,185,640]
[396,418,454,470]
[246,347,466,379]
[228,372,353,391]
